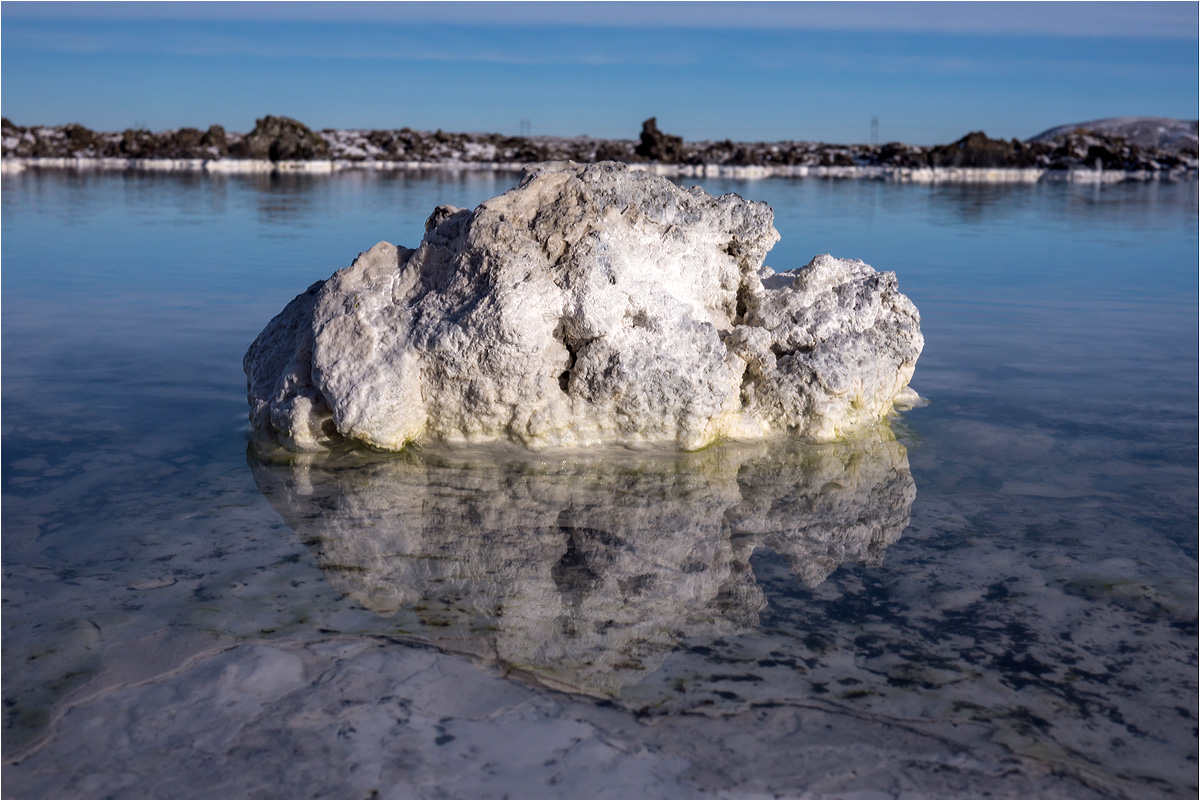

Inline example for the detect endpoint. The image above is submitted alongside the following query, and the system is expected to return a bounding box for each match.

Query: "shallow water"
[2,169,1197,798]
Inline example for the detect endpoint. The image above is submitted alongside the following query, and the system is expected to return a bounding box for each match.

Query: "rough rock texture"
[231,114,329,161]
[244,161,923,452]
[927,131,1043,168]
[199,124,229,156]
[249,432,915,696]
[1041,129,1198,172]
[635,117,687,163]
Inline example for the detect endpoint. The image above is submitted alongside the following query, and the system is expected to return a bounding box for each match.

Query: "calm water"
[2,169,1197,798]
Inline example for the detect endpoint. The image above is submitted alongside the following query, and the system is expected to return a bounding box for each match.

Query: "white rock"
[244,161,923,451]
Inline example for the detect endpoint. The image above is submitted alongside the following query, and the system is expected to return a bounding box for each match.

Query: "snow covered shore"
[1,156,1180,183]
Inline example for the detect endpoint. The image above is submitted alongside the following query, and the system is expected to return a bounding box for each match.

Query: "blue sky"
[2,1,1196,144]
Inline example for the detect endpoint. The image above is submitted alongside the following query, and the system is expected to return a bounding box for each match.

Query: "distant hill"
[1029,117,1198,152]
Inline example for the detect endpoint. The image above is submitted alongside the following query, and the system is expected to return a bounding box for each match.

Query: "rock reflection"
[249,429,915,696]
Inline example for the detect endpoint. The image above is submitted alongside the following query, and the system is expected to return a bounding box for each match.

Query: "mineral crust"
[244,161,923,451]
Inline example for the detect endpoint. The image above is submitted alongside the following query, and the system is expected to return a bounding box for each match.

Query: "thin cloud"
[5,19,1190,78]
[1,21,706,67]
[4,1,1197,39]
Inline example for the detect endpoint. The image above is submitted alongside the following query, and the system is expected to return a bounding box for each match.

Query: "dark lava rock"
[635,117,686,163]
[200,125,228,155]
[820,150,858,167]
[233,115,329,161]
[511,141,550,162]
[163,127,204,157]
[876,142,928,169]
[63,123,98,155]
[1087,143,1128,170]
[692,139,736,166]
[1041,128,1199,171]
[120,129,159,158]
[703,140,767,167]
[2,114,1194,175]
[366,129,398,156]
[593,141,633,162]
[927,131,1044,169]
[2,119,42,158]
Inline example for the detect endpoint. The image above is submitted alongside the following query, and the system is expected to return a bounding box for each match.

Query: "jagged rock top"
[244,161,923,452]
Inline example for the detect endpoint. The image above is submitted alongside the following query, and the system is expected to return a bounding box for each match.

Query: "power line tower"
[870,116,879,146]
[519,118,531,137]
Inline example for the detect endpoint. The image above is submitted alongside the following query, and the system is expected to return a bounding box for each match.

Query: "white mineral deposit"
[245,161,923,451]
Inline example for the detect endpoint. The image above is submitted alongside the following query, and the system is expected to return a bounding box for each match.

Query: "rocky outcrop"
[0,118,235,160]
[927,131,1044,169]
[231,115,329,161]
[199,124,228,156]
[1036,127,1198,172]
[4,115,1196,175]
[249,430,915,696]
[635,117,686,163]
[243,162,923,452]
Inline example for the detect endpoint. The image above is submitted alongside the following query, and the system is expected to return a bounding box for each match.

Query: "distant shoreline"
[1,156,1193,184]
[3,115,1196,183]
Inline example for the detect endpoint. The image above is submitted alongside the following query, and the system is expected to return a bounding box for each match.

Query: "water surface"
[3,169,1196,798]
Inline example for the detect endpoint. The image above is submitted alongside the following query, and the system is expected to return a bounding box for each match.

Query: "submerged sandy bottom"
[2,170,1195,798]
[3,434,1195,798]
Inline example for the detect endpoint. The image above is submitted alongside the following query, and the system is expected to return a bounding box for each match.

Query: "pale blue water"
[2,169,1197,798]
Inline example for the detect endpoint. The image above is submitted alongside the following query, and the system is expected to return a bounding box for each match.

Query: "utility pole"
[870,116,879,146]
